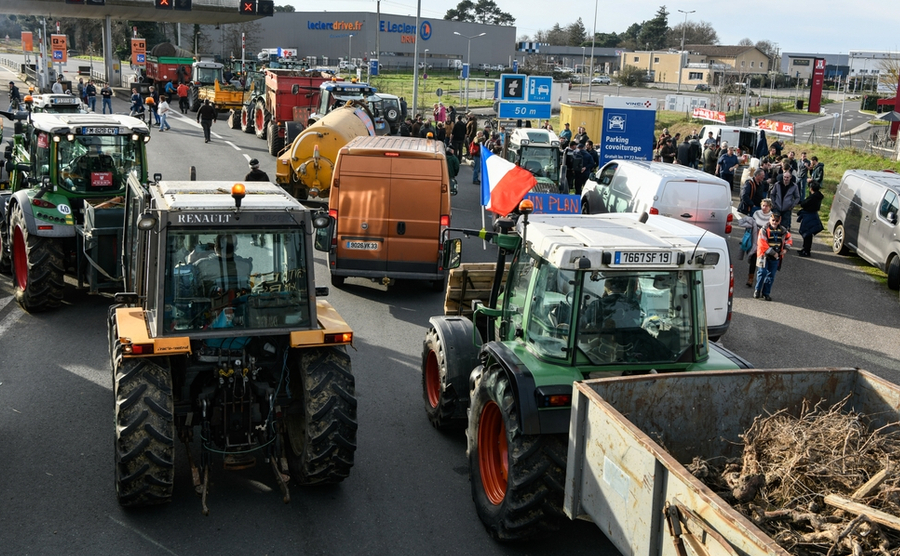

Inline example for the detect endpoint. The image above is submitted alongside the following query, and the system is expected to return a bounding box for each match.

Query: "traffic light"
[155,0,172,8]
[238,0,256,14]
[257,0,274,16]
[173,0,191,10]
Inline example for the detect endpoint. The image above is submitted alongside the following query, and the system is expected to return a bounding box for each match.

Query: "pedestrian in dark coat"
[796,181,824,257]
[197,99,217,143]
[676,137,692,165]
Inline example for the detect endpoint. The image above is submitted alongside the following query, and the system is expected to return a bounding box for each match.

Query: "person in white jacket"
[157,96,172,131]
[737,198,774,287]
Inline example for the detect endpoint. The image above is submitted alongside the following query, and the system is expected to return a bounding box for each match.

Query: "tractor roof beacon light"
[232,183,246,209]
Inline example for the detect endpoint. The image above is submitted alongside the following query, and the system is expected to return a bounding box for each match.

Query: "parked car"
[829,170,900,291]
[695,83,710,91]
[591,75,611,84]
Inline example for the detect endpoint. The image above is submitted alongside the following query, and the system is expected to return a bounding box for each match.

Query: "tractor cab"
[505,127,562,189]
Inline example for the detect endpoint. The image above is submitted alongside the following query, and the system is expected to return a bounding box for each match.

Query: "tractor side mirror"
[442,238,462,269]
[313,213,334,252]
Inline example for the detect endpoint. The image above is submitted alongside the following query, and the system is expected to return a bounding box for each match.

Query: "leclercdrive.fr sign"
[598,96,657,167]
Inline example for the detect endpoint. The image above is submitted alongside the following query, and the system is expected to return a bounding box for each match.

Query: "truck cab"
[504,127,562,190]
[311,81,388,134]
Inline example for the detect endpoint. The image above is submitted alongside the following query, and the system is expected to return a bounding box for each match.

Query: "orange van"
[325,135,452,290]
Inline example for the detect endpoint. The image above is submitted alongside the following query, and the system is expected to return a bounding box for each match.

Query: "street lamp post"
[580,46,586,101]
[453,31,486,112]
[348,34,353,77]
[676,9,694,93]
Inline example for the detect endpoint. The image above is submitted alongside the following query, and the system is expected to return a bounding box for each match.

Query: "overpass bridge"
[6,0,263,88]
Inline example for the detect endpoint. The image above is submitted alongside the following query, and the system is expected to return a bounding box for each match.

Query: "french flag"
[479,145,536,215]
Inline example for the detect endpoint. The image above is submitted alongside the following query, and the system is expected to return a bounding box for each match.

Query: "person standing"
[796,181,824,257]
[571,143,588,195]
[716,145,738,185]
[451,115,466,159]
[702,142,718,175]
[129,88,144,120]
[559,122,572,143]
[177,82,190,114]
[573,126,589,145]
[471,130,484,185]
[737,198,774,287]
[809,156,825,185]
[796,151,811,201]
[244,158,269,181]
[659,138,677,164]
[7,81,20,111]
[399,97,408,120]
[754,211,792,301]
[100,83,113,114]
[157,95,172,131]
[51,77,64,95]
[465,114,477,155]
[771,171,800,231]
[739,169,768,216]
[148,85,161,126]
[676,136,692,165]
[197,99,217,143]
[77,78,85,103]
[85,80,97,112]
[446,146,460,185]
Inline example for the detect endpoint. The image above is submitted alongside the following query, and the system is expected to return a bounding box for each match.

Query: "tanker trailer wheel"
[10,203,64,312]
[240,105,255,134]
[422,327,466,429]
[227,109,240,130]
[284,346,357,485]
[467,367,567,541]
[0,218,11,275]
[267,122,284,157]
[254,103,268,140]
[114,357,175,507]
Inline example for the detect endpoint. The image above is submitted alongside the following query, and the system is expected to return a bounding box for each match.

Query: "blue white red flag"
[479,145,537,215]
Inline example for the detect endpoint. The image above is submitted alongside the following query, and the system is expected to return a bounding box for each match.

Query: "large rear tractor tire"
[422,327,466,429]
[189,87,201,112]
[254,103,268,140]
[0,217,11,275]
[284,347,357,485]
[240,105,255,134]
[114,357,175,507]
[227,110,240,130]
[467,367,567,540]
[10,203,64,312]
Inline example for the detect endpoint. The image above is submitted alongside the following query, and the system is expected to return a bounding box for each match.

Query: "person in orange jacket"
[754,211,792,301]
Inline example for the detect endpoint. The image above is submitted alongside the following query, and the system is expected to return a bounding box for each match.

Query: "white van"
[582,160,734,237]
[624,213,733,340]
[698,124,762,155]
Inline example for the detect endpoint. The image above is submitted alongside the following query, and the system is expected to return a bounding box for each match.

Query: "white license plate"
[345,240,380,251]
[613,251,672,265]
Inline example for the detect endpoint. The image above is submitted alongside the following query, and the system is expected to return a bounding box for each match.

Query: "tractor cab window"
[519,146,559,179]
[574,270,698,365]
[31,131,50,181]
[194,66,223,85]
[57,134,144,193]
[526,263,576,359]
[163,229,310,333]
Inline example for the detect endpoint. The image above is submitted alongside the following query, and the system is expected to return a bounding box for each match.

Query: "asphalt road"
[1,72,899,555]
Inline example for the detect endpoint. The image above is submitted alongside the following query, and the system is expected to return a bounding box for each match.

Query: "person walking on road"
[157,96,172,132]
[771,171,800,231]
[754,211,792,301]
[148,86,161,126]
[7,81,20,111]
[244,158,269,182]
[737,198,774,287]
[197,99,217,143]
[177,82,190,114]
[129,88,145,121]
[100,83,113,114]
[717,145,739,186]
[85,80,97,112]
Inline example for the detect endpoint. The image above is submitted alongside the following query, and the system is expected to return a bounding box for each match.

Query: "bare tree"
[878,57,899,92]
[666,20,718,48]
[221,22,262,60]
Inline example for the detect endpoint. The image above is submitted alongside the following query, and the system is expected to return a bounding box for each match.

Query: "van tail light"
[726,263,734,324]
[328,208,338,250]
[440,215,450,227]
[725,212,733,235]
[649,207,659,215]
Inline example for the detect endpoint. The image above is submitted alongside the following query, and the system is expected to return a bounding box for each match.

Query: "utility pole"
[675,9,694,93]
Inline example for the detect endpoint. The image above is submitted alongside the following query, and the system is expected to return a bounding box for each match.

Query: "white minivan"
[629,214,733,340]
[582,160,734,237]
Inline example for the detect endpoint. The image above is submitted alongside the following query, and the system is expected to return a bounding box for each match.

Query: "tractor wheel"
[114,357,175,507]
[467,367,567,541]
[189,87,200,112]
[284,346,357,485]
[254,103,268,140]
[227,110,240,130]
[0,217,11,275]
[107,303,122,376]
[10,203,64,312]
[422,327,466,429]
[267,122,284,156]
[240,105,255,134]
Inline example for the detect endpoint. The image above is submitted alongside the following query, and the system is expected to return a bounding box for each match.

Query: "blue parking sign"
[52,50,63,61]
[527,76,552,103]
[136,54,145,63]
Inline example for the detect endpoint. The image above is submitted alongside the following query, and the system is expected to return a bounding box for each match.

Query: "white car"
[592,75,611,84]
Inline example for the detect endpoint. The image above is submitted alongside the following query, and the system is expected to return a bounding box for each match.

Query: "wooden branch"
[823,494,900,532]
[850,466,891,500]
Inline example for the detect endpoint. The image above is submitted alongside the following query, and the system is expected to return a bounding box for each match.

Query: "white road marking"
[225,140,240,150]
[0,296,23,338]
[108,516,181,556]
[60,363,111,391]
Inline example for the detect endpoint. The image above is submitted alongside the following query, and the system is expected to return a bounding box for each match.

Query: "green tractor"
[422,207,751,540]
[0,111,150,311]
[502,127,565,193]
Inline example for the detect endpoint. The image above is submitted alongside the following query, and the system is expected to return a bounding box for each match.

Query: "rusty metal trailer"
[564,368,900,556]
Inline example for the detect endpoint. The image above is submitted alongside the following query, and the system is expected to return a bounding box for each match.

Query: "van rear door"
[386,156,444,274]
[333,154,391,272]
[657,180,730,236]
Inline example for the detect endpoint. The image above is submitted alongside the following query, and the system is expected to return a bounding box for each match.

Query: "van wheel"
[832,223,849,255]
[888,257,900,290]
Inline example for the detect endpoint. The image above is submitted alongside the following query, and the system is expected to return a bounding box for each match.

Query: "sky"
[289,0,900,55]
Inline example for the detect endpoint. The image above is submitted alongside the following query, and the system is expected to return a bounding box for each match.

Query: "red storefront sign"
[808,58,826,114]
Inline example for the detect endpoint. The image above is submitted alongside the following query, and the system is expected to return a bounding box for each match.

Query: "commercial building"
[619,45,770,87]
[205,11,517,71]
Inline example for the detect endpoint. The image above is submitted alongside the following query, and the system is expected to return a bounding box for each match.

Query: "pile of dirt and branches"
[688,396,900,556]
